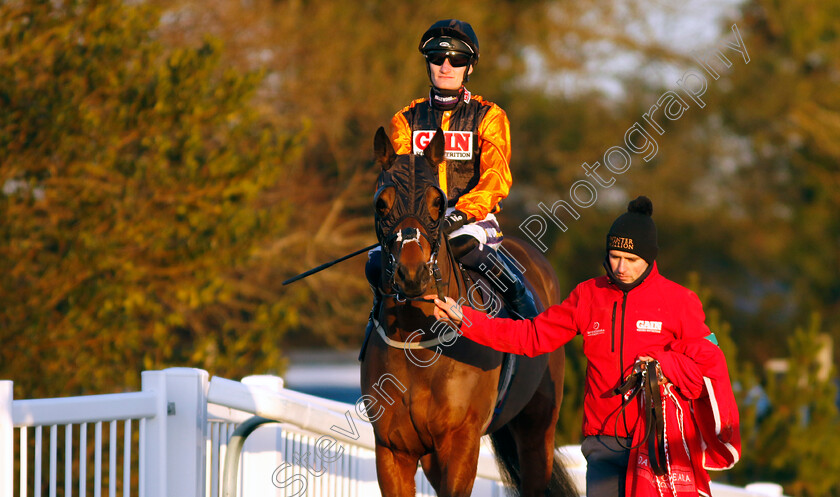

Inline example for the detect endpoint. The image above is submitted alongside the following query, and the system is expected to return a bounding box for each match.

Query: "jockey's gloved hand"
[442,209,473,235]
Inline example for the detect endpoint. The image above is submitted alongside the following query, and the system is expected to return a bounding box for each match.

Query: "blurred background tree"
[734,315,840,495]
[0,0,307,396]
[1,0,838,494]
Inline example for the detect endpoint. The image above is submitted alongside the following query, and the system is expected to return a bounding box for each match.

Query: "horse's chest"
[369,373,493,446]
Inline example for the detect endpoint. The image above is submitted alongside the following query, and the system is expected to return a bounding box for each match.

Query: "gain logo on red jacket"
[636,320,663,333]
[412,130,473,160]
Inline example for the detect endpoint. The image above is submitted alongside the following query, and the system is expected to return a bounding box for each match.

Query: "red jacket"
[627,338,741,496]
[459,263,712,438]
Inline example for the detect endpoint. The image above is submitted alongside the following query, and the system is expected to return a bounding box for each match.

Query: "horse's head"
[373,126,447,298]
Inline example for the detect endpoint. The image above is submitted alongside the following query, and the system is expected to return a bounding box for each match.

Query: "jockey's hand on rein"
[442,210,473,236]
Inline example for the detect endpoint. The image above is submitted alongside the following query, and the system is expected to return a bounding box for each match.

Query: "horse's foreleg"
[375,445,419,497]
[419,453,441,491]
[424,429,482,497]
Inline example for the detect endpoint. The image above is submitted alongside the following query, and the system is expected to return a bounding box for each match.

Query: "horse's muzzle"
[394,262,431,298]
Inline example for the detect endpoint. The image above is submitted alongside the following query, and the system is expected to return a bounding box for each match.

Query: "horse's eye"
[375,186,395,216]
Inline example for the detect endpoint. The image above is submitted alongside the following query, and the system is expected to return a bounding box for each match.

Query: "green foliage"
[735,315,840,496]
[704,0,840,361]
[0,0,305,397]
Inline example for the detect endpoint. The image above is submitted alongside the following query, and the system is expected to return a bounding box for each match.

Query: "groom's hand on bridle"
[427,295,464,326]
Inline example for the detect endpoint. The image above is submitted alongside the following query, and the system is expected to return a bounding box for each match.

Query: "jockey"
[362,19,537,358]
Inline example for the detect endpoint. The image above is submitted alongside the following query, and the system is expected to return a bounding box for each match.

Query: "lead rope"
[612,366,653,452]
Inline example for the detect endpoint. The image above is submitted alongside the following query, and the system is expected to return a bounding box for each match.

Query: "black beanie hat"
[606,196,658,264]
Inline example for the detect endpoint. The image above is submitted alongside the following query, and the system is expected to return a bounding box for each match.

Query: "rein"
[612,359,669,476]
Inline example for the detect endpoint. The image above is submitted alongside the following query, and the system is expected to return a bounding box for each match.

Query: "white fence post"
[0,381,13,497]
[169,368,210,497]
[141,370,169,497]
[141,368,209,497]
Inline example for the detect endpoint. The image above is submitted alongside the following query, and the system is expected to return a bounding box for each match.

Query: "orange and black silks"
[389,89,512,222]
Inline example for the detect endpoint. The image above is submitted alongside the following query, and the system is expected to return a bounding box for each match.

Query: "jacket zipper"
[618,291,629,435]
[610,302,617,352]
[619,291,628,375]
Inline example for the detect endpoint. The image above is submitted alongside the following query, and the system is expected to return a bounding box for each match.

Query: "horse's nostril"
[397,266,408,281]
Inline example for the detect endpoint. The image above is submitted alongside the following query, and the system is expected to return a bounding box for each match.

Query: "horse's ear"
[374,126,395,171]
[424,128,445,167]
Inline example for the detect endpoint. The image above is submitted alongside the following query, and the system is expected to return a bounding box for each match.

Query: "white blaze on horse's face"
[397,228,422,248]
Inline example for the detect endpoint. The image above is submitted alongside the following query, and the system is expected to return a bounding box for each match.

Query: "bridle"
[373,150,450,303]
[379,224,447,303]
[371,225,469,351]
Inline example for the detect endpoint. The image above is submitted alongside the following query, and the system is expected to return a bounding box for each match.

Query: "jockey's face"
[608,250,649,284]
[429,57,473,91]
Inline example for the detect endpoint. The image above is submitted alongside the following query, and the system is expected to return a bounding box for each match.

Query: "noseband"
[380,225,447,302]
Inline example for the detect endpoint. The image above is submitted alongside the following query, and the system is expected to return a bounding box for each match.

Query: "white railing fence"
[1,368,786,497]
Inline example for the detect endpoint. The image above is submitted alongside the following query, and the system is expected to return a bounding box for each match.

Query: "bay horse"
[360,127,576,496]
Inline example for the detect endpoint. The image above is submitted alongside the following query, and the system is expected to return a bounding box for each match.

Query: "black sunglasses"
[424,50,472,68]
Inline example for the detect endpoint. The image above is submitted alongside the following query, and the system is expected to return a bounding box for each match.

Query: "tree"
[694,0,840,362]
[736,315,840,496]
[0,0,305,397]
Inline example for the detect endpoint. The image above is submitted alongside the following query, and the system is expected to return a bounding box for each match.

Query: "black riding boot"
[458,241,539,319]
[359,249,383,361]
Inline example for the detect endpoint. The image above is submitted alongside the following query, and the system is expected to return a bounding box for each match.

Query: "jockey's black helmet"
[418,19,479,66]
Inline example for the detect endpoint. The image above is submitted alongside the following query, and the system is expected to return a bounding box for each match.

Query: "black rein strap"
[645,361,668,476]
[612,360,668,476]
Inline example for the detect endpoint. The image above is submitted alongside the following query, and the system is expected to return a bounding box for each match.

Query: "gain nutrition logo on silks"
[412,130,473,160]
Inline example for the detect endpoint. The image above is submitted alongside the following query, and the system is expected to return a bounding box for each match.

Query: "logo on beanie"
[608,236,634,251]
